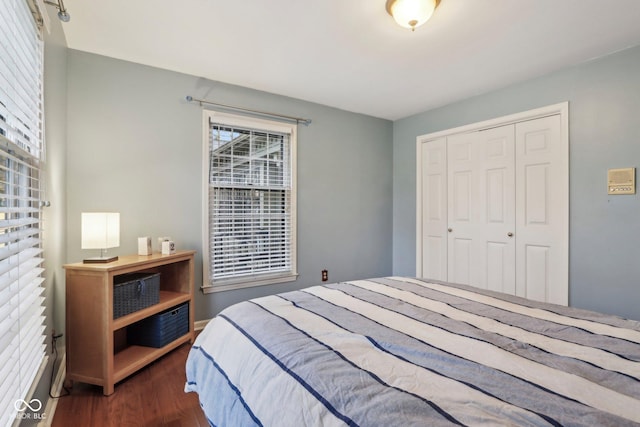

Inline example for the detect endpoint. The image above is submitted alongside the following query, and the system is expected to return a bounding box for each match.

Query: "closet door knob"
[448,228,453,232]
[507,232,514,237]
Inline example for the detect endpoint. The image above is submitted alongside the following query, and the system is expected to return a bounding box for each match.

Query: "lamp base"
[83,255,119,264]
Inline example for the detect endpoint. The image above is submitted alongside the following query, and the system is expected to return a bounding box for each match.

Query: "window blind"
[0,0,46,424]
[206,116,296,290]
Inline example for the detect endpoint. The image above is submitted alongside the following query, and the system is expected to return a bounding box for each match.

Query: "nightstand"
[63,250,195,395]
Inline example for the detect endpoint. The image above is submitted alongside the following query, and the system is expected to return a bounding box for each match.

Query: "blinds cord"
[48,334,70,399]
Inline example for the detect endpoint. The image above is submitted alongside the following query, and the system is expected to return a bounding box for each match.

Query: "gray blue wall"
[65,50,393,321]
[393,45,640,321]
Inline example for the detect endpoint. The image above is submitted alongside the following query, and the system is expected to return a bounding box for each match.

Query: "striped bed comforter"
[185,277,640,426]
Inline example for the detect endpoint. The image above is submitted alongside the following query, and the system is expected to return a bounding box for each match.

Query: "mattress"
[185,277,640,426]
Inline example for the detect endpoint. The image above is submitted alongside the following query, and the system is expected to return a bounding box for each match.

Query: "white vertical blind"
[206,115,296,288]
[0,0,46,425]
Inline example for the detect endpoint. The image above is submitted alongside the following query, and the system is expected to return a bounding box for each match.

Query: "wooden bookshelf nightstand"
[63,250,195,395]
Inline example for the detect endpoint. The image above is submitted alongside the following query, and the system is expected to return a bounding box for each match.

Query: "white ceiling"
[56,0,640,121]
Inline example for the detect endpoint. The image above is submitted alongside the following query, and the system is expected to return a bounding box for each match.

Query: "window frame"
[201,110,297,293]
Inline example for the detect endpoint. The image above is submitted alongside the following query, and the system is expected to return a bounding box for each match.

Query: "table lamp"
[81,212,120,263]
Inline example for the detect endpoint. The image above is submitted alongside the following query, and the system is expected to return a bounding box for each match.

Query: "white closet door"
[447,132,479,285]
[515,115,568,305]
[447,127,515,291]
[476,126,516,294]
[417,103,568,305]
[420,138,448,281]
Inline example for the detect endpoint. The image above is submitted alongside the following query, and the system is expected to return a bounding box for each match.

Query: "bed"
[185,277,640,426]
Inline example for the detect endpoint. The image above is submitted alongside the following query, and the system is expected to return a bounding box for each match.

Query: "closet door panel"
[478,126,516,294]
[516,115,568,305]
[447,133,478,286]
[420,138,448,280]
[524,164,549,224]
[447,126,515,291]
[486,169,506,223]
[452,171,471,222]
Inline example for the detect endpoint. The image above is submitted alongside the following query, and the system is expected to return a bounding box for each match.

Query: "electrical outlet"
[322,269,328,282]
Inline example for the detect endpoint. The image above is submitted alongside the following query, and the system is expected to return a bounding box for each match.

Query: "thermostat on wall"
[607,167,635,195]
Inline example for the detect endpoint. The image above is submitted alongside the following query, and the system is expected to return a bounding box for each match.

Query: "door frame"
[416,102,569,279]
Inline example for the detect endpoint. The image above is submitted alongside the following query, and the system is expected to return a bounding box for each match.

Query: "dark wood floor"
[52,343,208,426]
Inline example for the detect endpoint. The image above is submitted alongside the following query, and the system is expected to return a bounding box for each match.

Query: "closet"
[416,104,568,305]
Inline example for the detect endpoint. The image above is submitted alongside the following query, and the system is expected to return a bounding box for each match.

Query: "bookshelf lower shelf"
[114,333,192,382]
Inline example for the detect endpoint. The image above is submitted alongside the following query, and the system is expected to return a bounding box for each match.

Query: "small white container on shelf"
[138,237,152,255]
[157,236,172,253]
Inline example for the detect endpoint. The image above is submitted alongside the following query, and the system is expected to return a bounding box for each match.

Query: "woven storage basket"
[127,303,189,348]
[113,272,160,319]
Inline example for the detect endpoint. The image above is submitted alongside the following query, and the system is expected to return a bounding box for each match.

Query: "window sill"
[201,273,298,294]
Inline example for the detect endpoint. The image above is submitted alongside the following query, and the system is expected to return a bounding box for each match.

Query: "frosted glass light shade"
[386,0,437,31]
[81,212,120,249]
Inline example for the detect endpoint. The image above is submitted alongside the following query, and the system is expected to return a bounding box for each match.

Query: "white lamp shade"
[388,0,437,30]
[81,212,120,249]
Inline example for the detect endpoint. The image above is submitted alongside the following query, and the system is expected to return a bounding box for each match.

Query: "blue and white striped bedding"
[185,277,640,426]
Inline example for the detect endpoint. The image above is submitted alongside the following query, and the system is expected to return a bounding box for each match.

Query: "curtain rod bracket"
[185,95,311,126]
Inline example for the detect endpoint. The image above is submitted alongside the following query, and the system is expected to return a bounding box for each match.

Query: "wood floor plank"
[51,343,207,426]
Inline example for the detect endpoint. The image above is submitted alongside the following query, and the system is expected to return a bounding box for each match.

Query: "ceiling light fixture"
[386,0,440,31]
[44,0,70,22]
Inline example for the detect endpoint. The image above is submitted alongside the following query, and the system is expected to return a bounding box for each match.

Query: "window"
[202,111,297,293]
[0,0,46,424]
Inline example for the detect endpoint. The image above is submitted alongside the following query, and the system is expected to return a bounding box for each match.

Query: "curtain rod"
[185,96,312,126]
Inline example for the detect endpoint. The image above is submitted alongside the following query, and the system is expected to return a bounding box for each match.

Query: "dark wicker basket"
[113,272,160,319]
[127,303,189,348]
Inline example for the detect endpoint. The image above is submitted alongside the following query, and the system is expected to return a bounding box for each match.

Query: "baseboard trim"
[194,319,211,331]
